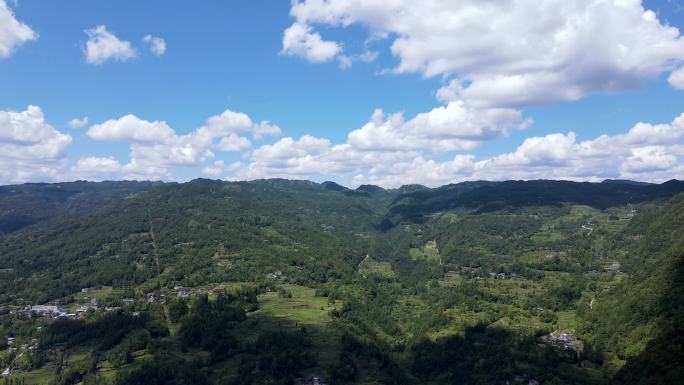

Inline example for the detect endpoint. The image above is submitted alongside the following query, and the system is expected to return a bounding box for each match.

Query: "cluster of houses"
[173,286,192,298]
[25,300,99,320]
[540,330,581,354]
[168,285,219,298]
[7,293,106,321]
[5,336,38,353]
[7,305,71,319]
[2,336,39,378]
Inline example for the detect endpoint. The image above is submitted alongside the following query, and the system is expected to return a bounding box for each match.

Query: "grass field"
[12,365,55,385]
[556,311,578,331]
[254,284,334,326]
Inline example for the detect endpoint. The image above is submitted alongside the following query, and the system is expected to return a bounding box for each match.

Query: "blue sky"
[1,0,684,187]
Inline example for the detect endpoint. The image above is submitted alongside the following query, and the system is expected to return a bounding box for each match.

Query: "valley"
[0,179,683,385]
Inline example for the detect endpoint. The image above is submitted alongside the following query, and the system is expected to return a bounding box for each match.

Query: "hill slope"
[1,178,683,385]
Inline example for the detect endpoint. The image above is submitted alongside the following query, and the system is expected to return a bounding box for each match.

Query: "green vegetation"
[0,178,683,384]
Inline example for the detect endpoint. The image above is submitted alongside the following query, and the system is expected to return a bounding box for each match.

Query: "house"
[295,375,326,385]
[266,271,283,279]
[122,298,135,306]
[146,292,158,303]
[31,305,66,317]
[174,287,191,298]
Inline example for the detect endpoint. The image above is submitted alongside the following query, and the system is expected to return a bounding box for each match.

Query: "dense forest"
[0,178,682,385]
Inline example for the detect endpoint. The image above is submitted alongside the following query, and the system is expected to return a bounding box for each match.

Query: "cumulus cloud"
[347,102,531,152]
[85,116,211,179]
[85,25,135,64]
[252,121,282,140]
[235,137,417,182]
[0,106,72,184]
[0,0,37,58]
[669,66,684,90]
[620,146,678,173]
[87,114,175,143]
[205,109,281,139]
[287,0,684,108]
[68,116,89,129]
[143,35,166,55]
[202,160,242,177]
[252,135,332,162]
[71,156,123,180]
[215,134,251,152]
[232,112,684,187]
[282,22,341,63]
[81,109,280,180]
[44,107,684,187]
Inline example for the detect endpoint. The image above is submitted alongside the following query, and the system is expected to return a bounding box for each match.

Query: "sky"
[1,0,684,188]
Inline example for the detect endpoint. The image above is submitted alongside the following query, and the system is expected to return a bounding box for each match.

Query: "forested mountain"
[0,179,682,385]
[0,181,161,234]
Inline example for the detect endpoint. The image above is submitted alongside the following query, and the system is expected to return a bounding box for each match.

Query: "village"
[0,283,230,379]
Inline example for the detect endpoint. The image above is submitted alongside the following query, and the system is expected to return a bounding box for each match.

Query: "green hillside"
[0,179,682,385]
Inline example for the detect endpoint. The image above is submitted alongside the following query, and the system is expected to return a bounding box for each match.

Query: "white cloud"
[202,160,242,177]
[0,0,37,58]
[232,112,684,187]
[143,35,166,55]
[282,22,341,63]
[252,121,282,140]
[620,146,678,173]
[68,116,89,129]
[332,50,378,69]
[81,109,279,180]
[251,135,331,162]
[71,156,123,180]
[0,106,72,184]
[347,101,530,152]
[235,138,418,182]
[12,107,679,187]
[215,134,251,152]
[359,50,378,63]
[351,155,476,188]
[87,114,175,143]
[85,25,135,64]
[206,109,254,133]
[287,0,684,108]
[338,54,352,69]
[204,109,281,139]
[669,66,684,90]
